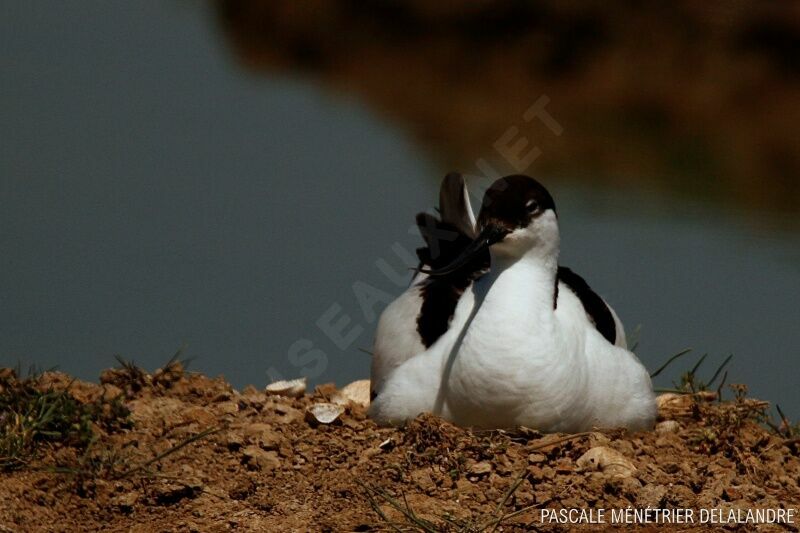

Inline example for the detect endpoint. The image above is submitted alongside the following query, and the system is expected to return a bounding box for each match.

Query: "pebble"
[242,446,281,472]
[576,446,636,477]
[331,379,371,407]
[469,461,493,475]
[265,378,307,398]
[655,420,681,435]
[527,453,546,464]
[305,403,345,426]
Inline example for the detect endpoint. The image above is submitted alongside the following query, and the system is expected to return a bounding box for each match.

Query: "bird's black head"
[423,175,559,277]
[476,174,556,234]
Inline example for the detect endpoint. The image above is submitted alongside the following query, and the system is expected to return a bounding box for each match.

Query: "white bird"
[369,174,656,432]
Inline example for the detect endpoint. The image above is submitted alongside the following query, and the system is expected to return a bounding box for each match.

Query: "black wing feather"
[557,266,617,345]
[415,173,487,348]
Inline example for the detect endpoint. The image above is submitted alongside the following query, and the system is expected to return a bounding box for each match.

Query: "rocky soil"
[0,364,798,532]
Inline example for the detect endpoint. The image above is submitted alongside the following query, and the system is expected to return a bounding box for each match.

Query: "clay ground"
[0,364,798,532]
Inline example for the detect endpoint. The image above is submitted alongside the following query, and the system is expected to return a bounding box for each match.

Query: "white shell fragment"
[305,403,345,425]
[265,377,307,398]
[331,379,371,407]
[655,420,681,435]
[656,393,689,410]
[576,446,636,478]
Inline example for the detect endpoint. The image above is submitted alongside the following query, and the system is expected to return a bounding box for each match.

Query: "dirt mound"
[0,365,798,532]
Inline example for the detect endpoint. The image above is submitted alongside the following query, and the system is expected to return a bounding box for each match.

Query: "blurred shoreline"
[214,0,800,217]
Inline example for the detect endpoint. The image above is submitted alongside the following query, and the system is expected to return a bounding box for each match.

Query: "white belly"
[368,287,477,424]
[370,275,655,432]
[438,274,655,432]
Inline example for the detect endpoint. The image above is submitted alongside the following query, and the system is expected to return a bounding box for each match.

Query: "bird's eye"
[525,199,538,212]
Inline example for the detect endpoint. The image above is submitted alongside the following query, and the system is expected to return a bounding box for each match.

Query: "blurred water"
[1,3,798,415]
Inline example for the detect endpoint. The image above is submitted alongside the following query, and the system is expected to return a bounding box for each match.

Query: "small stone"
[222,431,244,451]
[211,392,232,402]
[100,384,124,401]
[242,446,281,471]
[656,393,681,407]
[243,422,269,433]
[516,426,543,439]
[456,478,473,493]
[243,423,282,450]
[605,475,643,496]
[576,446,636,478]
[662,462,681,474]
[527,465,544,479]
[494,454,513,475]
[152,480,203,505]
[588,432,611,447]
[314,383,338,397]
[514,489,534,505]
[265,377,307,398]
[723,486,742,500]
[228,479,257,501]
[612,440,635,456]
[637,484,667,507]
[273,404,303,424]
[655,436,677,448]
[111,491,139,513]
[214,401,239,415]
[183,406,216,426]
[331,379,371,407]
[555,463,573,475]
[527,453,546,464]
[411,470,436,493]
[469,461,492,476]
[656,393,691,413]
[655,420,680,435]
[242,385,260,396]
[305,403,345,426]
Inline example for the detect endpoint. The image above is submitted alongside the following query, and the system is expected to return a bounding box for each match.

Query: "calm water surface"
[2,3,798,414]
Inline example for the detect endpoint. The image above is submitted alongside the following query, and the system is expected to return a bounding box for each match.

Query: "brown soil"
[0,366,798,532]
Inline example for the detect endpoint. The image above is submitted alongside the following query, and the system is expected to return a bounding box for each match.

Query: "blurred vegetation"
[213,0,799,216]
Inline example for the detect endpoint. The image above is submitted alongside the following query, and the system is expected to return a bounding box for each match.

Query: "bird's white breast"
[442,258,655,432]
[370,258,655,432]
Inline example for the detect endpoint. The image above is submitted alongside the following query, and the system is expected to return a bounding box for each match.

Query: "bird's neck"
[465,247,560,348]
[448,245,568,427]
[486,247,559,308]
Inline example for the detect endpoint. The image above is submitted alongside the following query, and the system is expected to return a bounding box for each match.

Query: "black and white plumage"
[369,174,655,432]
[370,173,483,398]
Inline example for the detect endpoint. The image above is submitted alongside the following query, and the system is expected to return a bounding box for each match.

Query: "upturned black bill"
[420,224,507,277]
